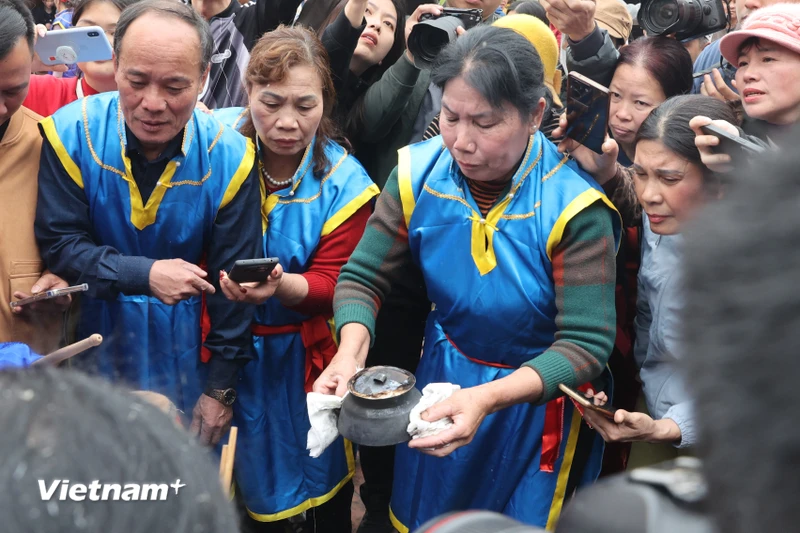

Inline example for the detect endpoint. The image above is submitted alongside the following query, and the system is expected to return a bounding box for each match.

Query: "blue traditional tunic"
[39,93,256,413]
[389,133,621,531]
[216,112,379,520]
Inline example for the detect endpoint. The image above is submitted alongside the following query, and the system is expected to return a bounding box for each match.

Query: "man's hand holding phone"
[11,271,73,316]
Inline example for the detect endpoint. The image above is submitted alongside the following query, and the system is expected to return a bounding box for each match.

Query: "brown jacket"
[0,106,62,353]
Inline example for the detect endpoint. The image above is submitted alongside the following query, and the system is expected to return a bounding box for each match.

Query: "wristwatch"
[206,388,237,406]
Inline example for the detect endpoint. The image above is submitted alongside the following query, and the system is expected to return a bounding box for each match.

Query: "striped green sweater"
[334,168,617,403]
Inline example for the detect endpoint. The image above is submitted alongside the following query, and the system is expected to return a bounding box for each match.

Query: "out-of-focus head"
[632,94,737,235]
[446,0,503,18]
[506,0,549,24]
[242,25,338,176]
[743,0,800,22]
[431,25,546,182]
[609,36,693,147]
[684,127,800,533]
[0,367,237,533]
[0,0,34,125]
[594,0,633,46]
[72,0,142,91]
[720,3,800,125]
[494,14,562,106]
[113,0,211,152]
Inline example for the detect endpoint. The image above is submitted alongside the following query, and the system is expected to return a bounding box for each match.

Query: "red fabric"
[288,202,372,315]
[23,75,99,117]
[252,315,338,393]
[444,332,566,473]
[540,397,564,473]
[551,25,563,47]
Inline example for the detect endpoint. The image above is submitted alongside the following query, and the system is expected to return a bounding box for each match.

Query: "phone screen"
[565,75,610,155]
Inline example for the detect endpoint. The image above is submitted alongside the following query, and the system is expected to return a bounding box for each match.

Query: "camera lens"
[649,0,680,29]
[88,31,99,37]
[407,16,465,69]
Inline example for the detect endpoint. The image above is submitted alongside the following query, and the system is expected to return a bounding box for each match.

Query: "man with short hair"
[0,0,68,354]
[35,0,262,446]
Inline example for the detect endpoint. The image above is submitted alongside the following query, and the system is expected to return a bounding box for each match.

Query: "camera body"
[418,7,483,27]
[637,0,727,41]
[408,8,483,68]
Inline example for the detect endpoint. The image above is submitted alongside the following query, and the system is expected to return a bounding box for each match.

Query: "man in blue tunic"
[34,0,262,446]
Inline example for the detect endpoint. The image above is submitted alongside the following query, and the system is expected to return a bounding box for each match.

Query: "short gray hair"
[114,0,213,74]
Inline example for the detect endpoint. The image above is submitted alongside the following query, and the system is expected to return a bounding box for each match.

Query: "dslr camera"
[637,0,728,41]
[407,7,482,69]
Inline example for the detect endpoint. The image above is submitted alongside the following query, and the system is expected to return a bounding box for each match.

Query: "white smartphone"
[34,26,113,66]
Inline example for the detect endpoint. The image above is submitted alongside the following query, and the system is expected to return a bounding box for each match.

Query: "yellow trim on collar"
[40,116,84,189]
[121,153,179,231]
[545,409,581,530]
[220,139,256,210]
[397,146,415,228]
[545,188,620,261]
[321,184,380,237]
[245,439,356,522]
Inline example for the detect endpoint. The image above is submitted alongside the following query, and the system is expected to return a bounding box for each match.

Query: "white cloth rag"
[306,392,345,458]
[407,383,461,439]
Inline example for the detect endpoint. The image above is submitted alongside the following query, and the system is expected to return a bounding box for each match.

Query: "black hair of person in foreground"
[0,368,238,533]
[682,132,800,533]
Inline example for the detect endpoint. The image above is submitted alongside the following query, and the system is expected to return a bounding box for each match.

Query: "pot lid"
[348,366,416,400]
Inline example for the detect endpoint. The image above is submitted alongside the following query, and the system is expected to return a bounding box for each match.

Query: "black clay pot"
[337,366,422,447]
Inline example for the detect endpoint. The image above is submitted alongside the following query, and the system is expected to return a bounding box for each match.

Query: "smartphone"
[10,283,88,309]
[558,383,617,420]
[228,258,280,284]
[700,124,765,163]
[565,72,610,155]
[34,26,113,66]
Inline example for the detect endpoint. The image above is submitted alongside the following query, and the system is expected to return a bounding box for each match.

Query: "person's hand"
[585,389,609,406]
[555,114,620,185]
[219,265,284,305]
[190,393,233,446]
[700,68,739,103]
[582,408,681,444]
[404,4,444,62]
[689,115,739,174]
[32,24,68,73]
[149,259,216,305]
[12,271,72,316]
[408,388,491,457]
[539,0,596,42]
[312,351,360,397]
[343,0,369,28]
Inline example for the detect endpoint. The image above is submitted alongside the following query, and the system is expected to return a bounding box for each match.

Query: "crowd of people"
[2,0,800,531]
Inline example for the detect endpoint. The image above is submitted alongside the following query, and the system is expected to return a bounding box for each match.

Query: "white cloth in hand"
[306,392,345,458]
[407,383,461,439]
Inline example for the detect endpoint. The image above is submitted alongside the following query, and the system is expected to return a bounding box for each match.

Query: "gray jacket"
[565,24,620,88]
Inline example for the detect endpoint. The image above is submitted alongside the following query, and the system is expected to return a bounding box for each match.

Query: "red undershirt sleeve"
[287,202,373,316]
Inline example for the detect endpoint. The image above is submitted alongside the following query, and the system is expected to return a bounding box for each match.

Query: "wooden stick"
[220,426,238,492]
[32,334,103,367]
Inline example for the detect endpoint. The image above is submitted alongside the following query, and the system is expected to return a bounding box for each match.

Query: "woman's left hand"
[219,264,284,305]
[408,388,492,457]
[582,408,681,444]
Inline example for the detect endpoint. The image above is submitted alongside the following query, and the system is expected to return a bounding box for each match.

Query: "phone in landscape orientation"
[34,26,113,66]
[228,258,280,284]
[558,383,617,420]
[565,72,611,155]
[700,124,765,163]
[9,283,88,309]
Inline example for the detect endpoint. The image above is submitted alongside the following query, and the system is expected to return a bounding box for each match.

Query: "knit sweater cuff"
[334,302,377,346]
[523,350,576,404]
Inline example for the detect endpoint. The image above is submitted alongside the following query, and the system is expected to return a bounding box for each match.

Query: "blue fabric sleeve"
[34,138,155,299]
[663,401,696,448]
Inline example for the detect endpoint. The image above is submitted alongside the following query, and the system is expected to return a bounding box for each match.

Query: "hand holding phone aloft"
[33,25,113,66]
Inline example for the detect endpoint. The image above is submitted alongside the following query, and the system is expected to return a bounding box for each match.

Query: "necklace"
[259,159,294,189]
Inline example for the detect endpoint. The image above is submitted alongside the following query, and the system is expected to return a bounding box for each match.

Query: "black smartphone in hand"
[565,72,611,155]
[700,124,765,164]
[228,258,279,284]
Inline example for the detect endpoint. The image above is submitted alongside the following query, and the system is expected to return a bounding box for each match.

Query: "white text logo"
[38,480,186,501]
